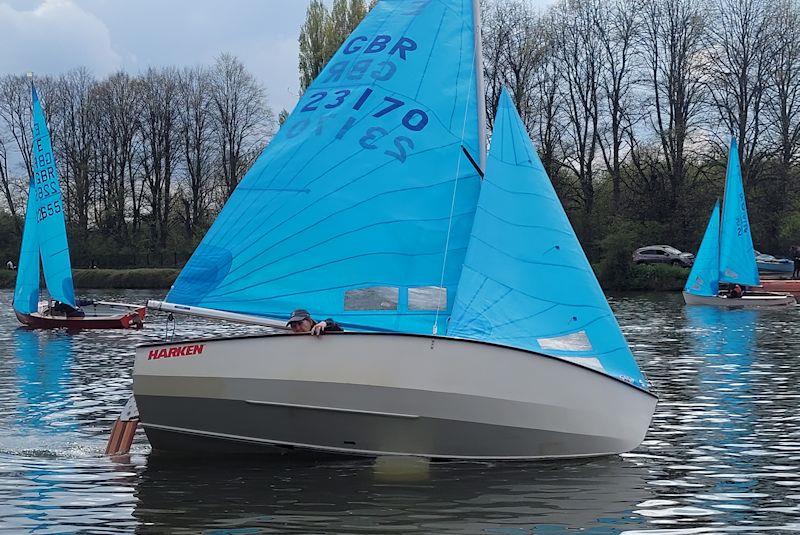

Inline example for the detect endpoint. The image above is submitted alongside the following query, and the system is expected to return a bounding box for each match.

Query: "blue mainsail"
[448,89,646,388]
[13,179,41,314]
[684,200,721,297]
[30,86,75,307]
[719,138,759,287]
[168,0,483,333]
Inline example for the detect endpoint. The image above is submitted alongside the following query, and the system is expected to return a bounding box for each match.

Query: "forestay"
[13,85,76,313]
[684,200,721,297]
[719,138,759,286]
[448,90,647,389]
[169,0,483,333]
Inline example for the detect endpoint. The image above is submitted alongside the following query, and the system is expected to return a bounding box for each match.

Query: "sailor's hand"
[311,321,327,336]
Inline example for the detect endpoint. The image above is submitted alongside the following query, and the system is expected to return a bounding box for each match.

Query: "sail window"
[344,287,399,311]
[537,331,593,352]
[408,286,447,311]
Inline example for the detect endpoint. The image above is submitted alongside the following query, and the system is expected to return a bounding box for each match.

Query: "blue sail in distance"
[29,85,76,307]
[13,179,41,314]
[719,138,759,286]
[169,0,483,333]
[449,89,647,389]
[684,200,721,297]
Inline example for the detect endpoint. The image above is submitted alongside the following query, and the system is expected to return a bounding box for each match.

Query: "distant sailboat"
[133,0,656,459]
[13,81,146,329]
[683,139,795,307]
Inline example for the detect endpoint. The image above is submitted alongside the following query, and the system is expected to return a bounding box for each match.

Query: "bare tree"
[553,0,602,226]
[596,0,640,211]
[56,68,97,234]
[94,72,141,237]
[636,0,708,216]
[140,67,179,250]
[706,0,773,184]
[210,53,272,199]
[178,66,214,236]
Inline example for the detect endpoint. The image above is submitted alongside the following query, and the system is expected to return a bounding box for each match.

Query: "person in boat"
[287,308,342,336]
[728,284,744,299]
[792,245,800,279]
[49,301,86,318]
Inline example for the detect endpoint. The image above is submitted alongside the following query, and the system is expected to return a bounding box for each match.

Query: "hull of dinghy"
[682,291,795,308]
[133,333,657,460]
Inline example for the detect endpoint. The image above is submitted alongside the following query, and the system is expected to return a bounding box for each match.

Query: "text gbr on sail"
[323,35,418,84]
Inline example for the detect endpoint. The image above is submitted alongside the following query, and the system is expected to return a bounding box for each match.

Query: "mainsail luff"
[448,89,647,389]
[168,0,484,334]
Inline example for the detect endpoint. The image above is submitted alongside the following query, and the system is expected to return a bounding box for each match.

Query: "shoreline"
[0,264,689,292]
[0,268,179,290]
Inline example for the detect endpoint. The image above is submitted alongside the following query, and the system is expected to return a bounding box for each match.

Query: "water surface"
[0,289,799,533]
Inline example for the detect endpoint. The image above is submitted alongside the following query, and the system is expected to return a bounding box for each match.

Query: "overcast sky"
[0,0,553,114]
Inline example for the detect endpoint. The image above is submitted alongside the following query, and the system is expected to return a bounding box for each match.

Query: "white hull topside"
[682,291,796,308]
[133,332,657,460]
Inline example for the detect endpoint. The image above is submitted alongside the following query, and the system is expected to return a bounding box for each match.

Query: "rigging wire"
[433,28,479,336]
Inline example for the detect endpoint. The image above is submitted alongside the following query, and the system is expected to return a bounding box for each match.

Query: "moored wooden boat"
[759,279,800,298]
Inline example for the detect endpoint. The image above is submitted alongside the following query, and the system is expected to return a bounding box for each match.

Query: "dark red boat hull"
[15,307,146,330]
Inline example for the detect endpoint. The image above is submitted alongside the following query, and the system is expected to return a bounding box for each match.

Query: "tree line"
[0,54,273,267]
[482,0,800,267]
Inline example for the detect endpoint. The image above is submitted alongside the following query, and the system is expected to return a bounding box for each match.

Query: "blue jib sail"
[448,89,646,389]
[719,138,759,287]
[13,179,41,314]
[168,0,483,333]
[684,200,721,297]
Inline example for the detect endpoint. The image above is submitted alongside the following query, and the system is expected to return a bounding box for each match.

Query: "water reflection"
[13,329,74,435]
[133,456,651,534]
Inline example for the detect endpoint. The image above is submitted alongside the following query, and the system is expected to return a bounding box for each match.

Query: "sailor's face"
[290,318,313,333]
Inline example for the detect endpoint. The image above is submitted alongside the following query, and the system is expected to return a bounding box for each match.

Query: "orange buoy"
[105,396,140,456]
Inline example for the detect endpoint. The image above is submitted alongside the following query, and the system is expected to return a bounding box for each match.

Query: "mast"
[472,0,487,169]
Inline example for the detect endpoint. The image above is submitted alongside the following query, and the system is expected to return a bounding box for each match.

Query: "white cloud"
[0,0,121,76]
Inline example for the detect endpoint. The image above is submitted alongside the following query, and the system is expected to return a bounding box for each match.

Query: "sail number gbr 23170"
[288,88,429,164]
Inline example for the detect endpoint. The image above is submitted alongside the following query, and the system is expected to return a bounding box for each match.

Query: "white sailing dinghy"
[683,139,795,308]
[133,0,656,459]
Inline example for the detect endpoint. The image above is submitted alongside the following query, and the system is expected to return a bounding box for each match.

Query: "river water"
[1,289,799,533]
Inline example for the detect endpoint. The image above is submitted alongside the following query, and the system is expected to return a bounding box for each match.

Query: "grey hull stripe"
[141,422,613,461]
[244,399,419,419]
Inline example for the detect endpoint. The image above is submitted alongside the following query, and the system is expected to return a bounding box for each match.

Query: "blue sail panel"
[448,89,647,389]
[30,86,75,306]
[684,201,721,297]
[719,139,759,287]
[13,179,41,314]
[168,0,483,333]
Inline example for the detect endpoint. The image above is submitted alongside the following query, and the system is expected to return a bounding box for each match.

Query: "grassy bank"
[597,263,688,292]
[0,268,179,289]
